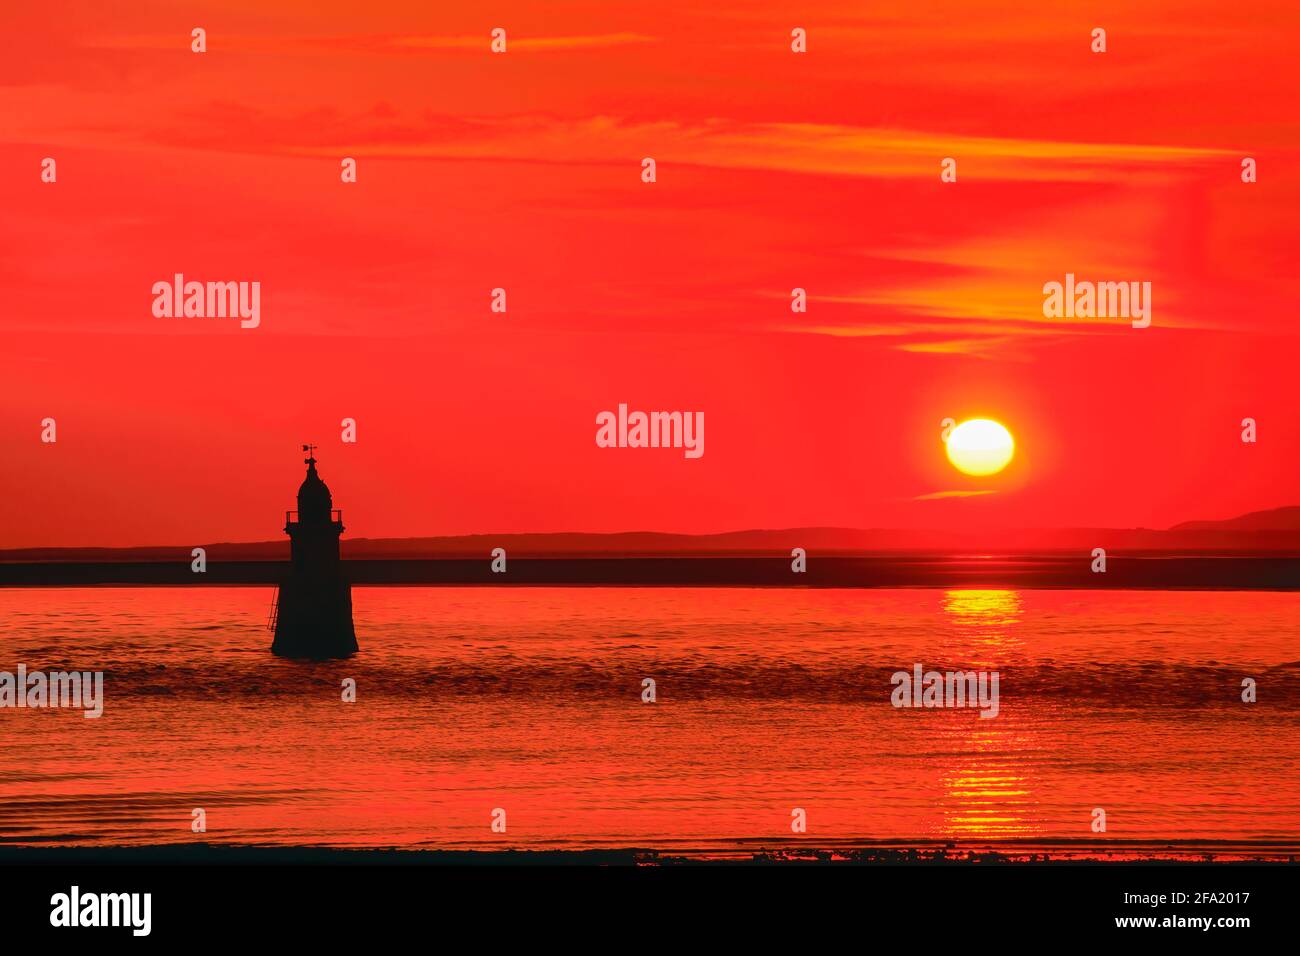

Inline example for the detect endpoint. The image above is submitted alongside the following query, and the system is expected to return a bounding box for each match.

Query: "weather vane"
[302,442,318,463]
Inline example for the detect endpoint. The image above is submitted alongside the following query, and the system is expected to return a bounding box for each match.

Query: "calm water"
[1,587,1297,855]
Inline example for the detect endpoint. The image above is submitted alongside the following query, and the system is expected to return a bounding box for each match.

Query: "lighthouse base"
[271,574,358,660]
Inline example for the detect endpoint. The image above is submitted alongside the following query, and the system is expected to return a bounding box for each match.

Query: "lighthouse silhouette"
[271,445,358,659]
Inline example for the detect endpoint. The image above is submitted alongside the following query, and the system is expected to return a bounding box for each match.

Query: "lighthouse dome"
[297,457,334,522]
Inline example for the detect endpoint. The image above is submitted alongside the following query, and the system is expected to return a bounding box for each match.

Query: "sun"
[946,419,1015,476]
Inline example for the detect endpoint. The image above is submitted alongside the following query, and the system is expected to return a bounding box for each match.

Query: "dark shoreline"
[1,555,1297,589]
[1,841,1295,865]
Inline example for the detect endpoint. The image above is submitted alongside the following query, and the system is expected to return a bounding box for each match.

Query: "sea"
[1,586,1296,859]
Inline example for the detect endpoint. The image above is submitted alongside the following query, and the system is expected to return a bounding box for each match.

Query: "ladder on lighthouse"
[266,591,279,631]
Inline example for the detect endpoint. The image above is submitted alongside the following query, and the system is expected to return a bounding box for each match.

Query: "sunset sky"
[2,1,1298,548]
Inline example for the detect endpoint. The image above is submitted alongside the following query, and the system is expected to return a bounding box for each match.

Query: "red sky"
[2,1,1298,547]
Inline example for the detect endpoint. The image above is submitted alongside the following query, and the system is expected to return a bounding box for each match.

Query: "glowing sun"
[946,419,1015,476]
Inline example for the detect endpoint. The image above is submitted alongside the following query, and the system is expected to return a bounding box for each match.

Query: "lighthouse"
[271,446,358,659]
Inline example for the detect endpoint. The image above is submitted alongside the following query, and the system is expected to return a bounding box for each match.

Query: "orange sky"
[2,1,1298,547]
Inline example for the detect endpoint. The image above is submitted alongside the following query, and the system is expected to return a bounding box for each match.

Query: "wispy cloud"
[81,32,656,55]
[270,117,1229,185]
[16,87,1224,184]
[390,33,655,51]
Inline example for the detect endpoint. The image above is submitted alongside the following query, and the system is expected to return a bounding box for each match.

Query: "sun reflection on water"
[934,589,1041,840]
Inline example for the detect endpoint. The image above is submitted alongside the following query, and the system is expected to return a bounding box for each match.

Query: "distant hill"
[2,507,1297,562]
[1170,506,1300,532]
